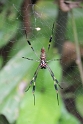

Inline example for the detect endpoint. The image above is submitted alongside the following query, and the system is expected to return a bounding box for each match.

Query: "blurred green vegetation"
[0,0,83,124]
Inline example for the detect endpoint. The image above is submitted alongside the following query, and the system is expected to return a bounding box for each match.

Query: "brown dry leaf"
[57,0,82,12]
[61,41,83,69]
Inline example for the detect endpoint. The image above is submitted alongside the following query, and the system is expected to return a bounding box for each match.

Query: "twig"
[71,10,83,85]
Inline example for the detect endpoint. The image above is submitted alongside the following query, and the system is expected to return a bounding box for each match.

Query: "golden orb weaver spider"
[22,22,63,105]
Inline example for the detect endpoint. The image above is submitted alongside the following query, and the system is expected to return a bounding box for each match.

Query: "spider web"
[0,0,83,124]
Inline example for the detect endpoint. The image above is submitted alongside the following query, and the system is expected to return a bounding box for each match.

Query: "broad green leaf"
[0,0,22,48]
[17,55,62,124]
[0,37,59,123]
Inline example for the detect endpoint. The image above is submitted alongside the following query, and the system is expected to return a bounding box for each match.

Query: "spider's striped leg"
[31,66,40,105]
[22,57,34,61]
[46,58,61,63]
[25,65,40,92]
[25,65,40,105]
[47,65,63,105]
[48,35,52,51]
[54,83,59,105]
[47,65,63,89]
[22,57,40,62]
[24,30,39,58]
[48,22,55,51]
[33,82,36,105]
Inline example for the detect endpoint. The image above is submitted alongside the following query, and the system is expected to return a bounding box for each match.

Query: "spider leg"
[25,64,40,105]
[46,65,63,105]
[33,82,36,105]
[47,65,63,89]
[46,58,61,63]
[22,57,33,61]
[48,22,55,51]
[24,30,39,58]
[25,65,40,91]
[22,57,40,62]
[54,83,59,105]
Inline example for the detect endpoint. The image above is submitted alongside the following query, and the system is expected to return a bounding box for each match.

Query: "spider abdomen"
[40,48,47,69]
[40,60,47,69]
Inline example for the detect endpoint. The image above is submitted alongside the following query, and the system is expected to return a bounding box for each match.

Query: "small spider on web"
[22,22,63,105]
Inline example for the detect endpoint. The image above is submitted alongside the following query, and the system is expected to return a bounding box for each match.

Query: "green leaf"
[0,36,59,123]
[0,0,22,48]
[17,55,62,124]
